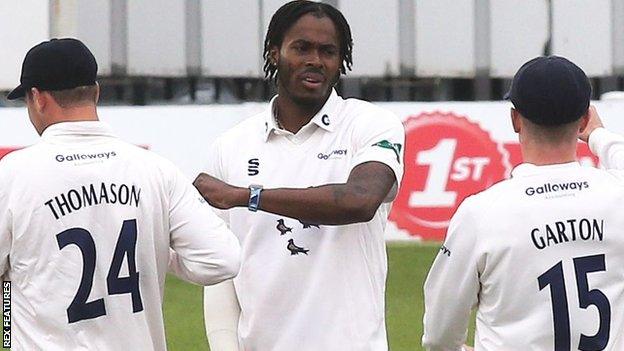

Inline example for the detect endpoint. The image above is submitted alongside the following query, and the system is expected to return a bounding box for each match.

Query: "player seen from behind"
[0,38,241,350]
[422,56,624,351]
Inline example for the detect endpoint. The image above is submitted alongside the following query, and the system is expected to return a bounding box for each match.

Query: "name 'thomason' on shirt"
[44,182,141,220]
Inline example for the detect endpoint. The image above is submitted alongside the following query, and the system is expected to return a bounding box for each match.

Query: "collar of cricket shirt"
[262,88,340,142]
[41,121,116,140]
[511,161,581,178]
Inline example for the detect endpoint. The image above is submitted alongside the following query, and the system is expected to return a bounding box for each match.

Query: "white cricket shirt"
[206,90,405,351]
[423,128,624,351]
[0,121,241,350]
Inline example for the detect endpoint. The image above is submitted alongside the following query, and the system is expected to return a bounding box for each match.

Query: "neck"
[275,90,329,134]
[43,105,99,131]
[520,139,578,166]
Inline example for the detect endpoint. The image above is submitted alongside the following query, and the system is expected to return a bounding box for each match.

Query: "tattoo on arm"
[328,162,393,206]
[347,162,395,200]
[332,186,348,205]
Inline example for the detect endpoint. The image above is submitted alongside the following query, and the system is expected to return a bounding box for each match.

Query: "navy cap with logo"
[505,56,591,126]
[7,38,97,100]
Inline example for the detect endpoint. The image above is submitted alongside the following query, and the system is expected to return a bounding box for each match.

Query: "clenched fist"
[579,105,604,143]
[193,173,248,209]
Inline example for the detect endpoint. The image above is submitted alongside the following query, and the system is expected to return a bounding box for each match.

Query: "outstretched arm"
[193,161,396,225]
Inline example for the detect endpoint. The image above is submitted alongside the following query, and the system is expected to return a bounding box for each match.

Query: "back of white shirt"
[423,161,624,350]
[0,122,240,350]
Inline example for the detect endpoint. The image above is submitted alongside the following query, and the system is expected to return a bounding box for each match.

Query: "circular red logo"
[390,111,509,240]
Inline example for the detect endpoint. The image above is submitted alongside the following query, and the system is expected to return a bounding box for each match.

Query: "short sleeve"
[205,138,225,180]
[203,138,230,225]
[350,110,405,186]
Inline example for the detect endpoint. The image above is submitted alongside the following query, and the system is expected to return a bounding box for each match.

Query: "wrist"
[587,127,608,154]
[233,187,250,208]
[247,184,263,211]
[586,126,601,140]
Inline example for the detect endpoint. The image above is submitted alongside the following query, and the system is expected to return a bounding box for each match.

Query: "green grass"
[385,242,438,350]
[164,242,475,350]
[163,276,209,350]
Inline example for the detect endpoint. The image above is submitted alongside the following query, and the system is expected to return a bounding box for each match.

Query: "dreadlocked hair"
[262,0,353,81]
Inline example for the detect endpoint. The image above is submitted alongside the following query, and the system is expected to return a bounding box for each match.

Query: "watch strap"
[248,184,263,212]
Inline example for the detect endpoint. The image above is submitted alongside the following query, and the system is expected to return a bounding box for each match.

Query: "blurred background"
[2,0,624,106]
[1,2,623,350]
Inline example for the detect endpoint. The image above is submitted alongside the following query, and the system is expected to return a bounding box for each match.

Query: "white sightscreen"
[552,0,612,76]
[340,0,400,77]
[261,0,290,34]
[260,0,401,77]
[127,0,186,76]
[76,0,112,75]
[202,1,262,77]
[0,1,49,91]
[490,0,549,78]
[415,0,475,77]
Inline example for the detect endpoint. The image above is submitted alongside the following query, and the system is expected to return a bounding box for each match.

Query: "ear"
[577,111,590,134]
[511,108,521,133]
[95,82,101,104]
[269,46,279,67]
[30,87,46,114]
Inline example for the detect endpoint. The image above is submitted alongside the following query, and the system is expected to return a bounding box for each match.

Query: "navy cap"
[506,56,591,126]
[7,38,97,100]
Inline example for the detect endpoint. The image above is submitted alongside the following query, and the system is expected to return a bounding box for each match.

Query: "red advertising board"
[0,147,19,159]
[0,110,598,242]
[389,111,598,241]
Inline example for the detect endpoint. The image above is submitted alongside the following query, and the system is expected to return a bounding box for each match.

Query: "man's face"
[272,13,341,106]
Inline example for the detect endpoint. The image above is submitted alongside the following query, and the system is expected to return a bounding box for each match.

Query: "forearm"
[260,183,383,225]
[215,183,381,225]
[204,280,241,351]
[423,270,473,351]
[588,127,624,170]
[422,303,471,351]
[423,204,479,351]
[194,162,395,226]
[168,245,240,286]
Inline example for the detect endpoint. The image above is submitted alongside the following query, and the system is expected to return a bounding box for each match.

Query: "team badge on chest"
[275,218,311,256]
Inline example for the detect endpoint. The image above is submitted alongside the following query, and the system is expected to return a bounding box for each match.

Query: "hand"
[193,173,246,210]
[579,105,604,143]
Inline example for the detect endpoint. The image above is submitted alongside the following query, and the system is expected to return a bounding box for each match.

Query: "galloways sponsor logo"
[525,181,589,196]
[56,151,117,162]
[317,149,347,160]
